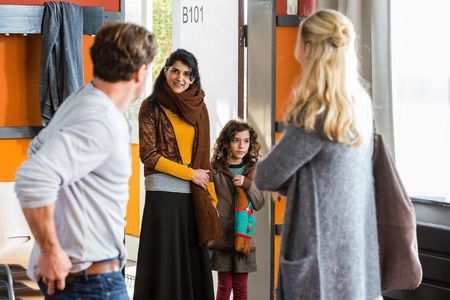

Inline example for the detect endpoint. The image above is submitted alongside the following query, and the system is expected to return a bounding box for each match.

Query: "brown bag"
[372,133,422,291]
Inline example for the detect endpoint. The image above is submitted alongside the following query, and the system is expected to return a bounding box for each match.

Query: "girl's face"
[227,130,250,164]
[164,60,195,94]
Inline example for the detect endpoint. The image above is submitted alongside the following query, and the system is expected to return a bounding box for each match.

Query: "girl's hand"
[232,175,245,187]
[192,169,209,190]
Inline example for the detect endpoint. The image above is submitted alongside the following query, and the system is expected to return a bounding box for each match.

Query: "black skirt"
[133,191,214,300]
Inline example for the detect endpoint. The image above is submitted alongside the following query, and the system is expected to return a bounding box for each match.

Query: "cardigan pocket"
[278,256,319,300]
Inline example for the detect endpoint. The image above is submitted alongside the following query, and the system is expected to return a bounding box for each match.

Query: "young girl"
[209,120,265,300]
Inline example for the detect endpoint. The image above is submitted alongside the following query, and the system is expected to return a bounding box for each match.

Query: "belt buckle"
[67,269,89,281]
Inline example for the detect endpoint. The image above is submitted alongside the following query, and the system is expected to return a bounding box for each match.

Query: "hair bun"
[331,24,349,48]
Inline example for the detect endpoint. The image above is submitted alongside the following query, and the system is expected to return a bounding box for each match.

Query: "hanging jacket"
[40,2,83,125]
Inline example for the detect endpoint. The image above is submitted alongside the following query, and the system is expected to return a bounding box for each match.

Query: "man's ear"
[135,64,148,83]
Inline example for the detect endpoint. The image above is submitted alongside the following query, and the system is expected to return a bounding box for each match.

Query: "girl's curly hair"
[211,120,261,169]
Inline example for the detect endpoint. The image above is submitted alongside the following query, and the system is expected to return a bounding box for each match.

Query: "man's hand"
[22,204,70,295]
[232,175,245,187]
[39,246,72,295]
[192,169,210,190]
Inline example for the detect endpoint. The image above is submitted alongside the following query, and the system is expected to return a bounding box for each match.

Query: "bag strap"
[373,119,378,134]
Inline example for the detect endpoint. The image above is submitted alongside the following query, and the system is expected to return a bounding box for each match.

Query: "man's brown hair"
[90,22,157,82]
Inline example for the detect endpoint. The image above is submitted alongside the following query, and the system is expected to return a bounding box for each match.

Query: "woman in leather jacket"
[133,49,220,300]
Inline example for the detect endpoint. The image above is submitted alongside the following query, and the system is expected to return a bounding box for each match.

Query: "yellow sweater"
[155,108,218,206]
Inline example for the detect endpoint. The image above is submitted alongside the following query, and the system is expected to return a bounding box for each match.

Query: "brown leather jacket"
[139,98,198,176]
[209,163,265,250]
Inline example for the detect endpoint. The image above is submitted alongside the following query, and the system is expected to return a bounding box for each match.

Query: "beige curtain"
[317,0,395,156]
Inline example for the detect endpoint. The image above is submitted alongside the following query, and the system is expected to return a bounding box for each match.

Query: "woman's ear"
[304,42,311,59]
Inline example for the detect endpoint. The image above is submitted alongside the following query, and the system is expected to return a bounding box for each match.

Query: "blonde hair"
[284,9,372,147]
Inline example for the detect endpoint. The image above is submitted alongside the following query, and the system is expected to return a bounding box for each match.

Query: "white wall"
[172,1,241,296]
[172,0,239,143]
[123,0,153,262]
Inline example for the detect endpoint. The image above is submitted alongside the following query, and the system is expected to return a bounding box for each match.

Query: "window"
[391,0,450,203]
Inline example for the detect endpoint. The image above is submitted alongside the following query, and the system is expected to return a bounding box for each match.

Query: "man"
[15,22,156,299]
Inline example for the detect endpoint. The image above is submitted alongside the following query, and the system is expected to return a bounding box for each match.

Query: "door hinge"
[239,24,248,48]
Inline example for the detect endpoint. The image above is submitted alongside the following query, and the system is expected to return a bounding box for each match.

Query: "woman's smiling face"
[164,60,195,94]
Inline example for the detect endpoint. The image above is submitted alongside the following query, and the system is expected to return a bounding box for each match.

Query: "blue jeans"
[38,271,129,299]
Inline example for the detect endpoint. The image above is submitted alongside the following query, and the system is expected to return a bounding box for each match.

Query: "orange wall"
[0,36,41,126]
[0,139,31,182]
[0,138,141,237]
[273,25,302,290]
[126,144,140,237]
[0,34,140,236]
[275,27,302,122]
[0,35,95,126]
[0,0,120,12]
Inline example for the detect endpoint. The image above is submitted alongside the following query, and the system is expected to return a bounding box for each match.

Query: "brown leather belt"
[68,259,120,277]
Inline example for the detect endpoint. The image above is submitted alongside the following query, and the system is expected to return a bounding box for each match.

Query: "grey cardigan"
[255,124,381,300]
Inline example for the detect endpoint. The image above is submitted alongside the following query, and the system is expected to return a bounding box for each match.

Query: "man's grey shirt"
[15,83,131,281]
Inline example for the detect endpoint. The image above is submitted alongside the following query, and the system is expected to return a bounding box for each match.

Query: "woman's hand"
[232,175,245,187]
[192,169,210,190]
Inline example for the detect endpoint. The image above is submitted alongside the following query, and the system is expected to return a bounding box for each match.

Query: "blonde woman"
[255,10,381,300]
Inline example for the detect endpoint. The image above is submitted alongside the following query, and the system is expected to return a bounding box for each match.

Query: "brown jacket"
[209,163,265,250]
[139,98,198,176]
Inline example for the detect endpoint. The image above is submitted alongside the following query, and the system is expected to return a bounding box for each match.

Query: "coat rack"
[0,4,123,35]
[0,2,123,139]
